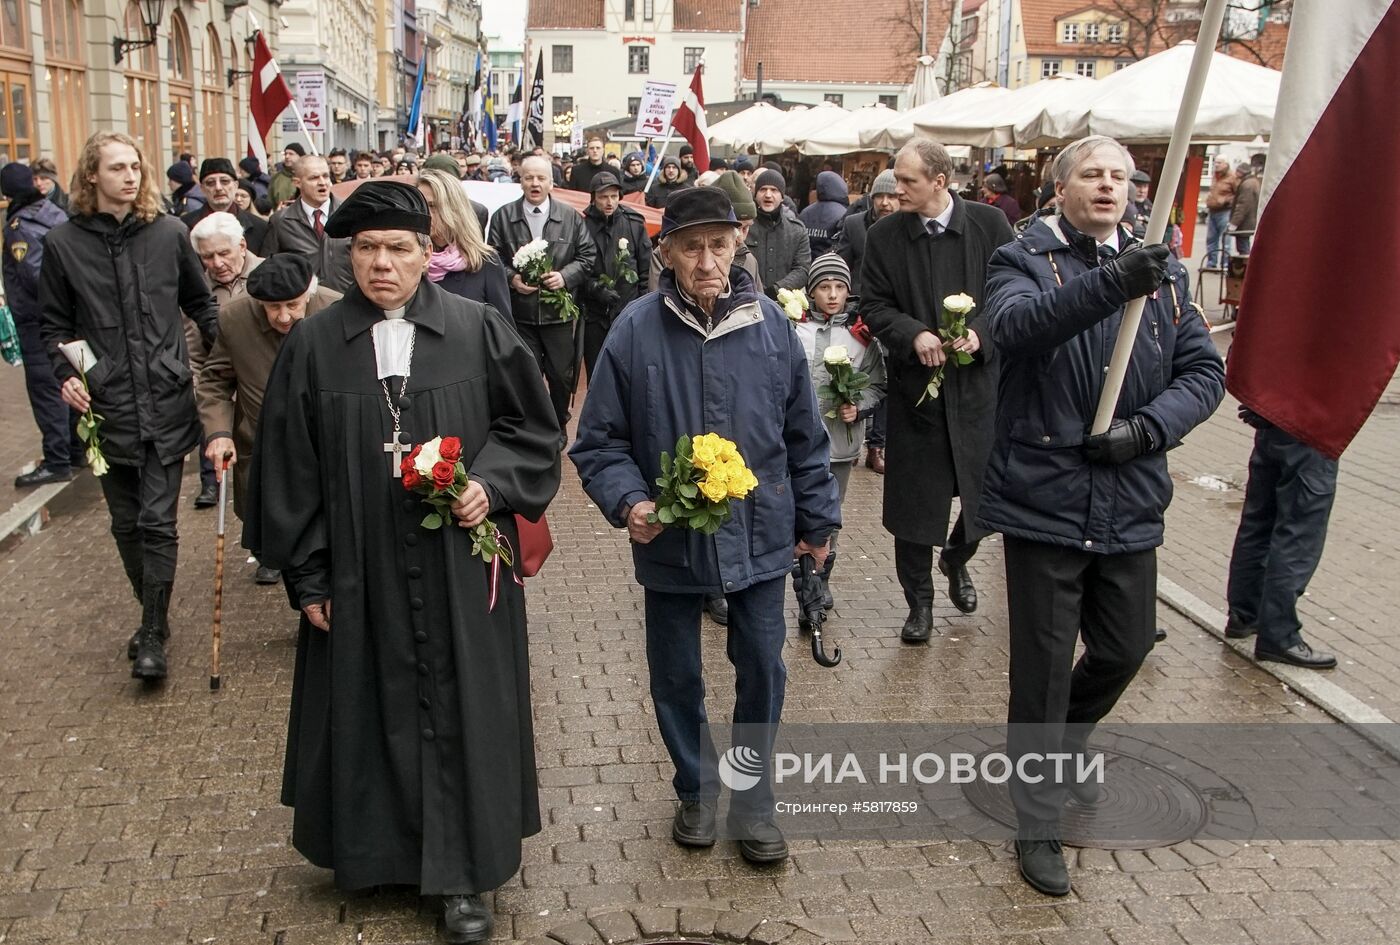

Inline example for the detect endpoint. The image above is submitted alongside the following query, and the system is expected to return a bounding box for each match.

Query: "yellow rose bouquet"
[647,433,759,535]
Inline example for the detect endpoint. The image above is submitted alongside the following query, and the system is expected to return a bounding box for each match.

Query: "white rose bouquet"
[512,238,580,321]
[816,345,873,444]
[917,293,977,405]
[776,287,809,322]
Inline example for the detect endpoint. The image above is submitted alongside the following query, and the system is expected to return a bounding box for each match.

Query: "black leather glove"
[1102,243,1171,300]
[1238,405,1270,430]
[1083,416,1152,465]
[600,287,622,310]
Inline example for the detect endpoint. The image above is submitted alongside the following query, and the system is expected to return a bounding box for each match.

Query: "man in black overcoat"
[246,181,561,943]
[861,140,1014,643]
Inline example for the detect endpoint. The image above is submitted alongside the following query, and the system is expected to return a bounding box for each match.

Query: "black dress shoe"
[900,605,933,644]
[254,565,282,585]
[730,817,789,864]
[704,594,729,626]
[1154,626,1168,644]
[938,558,977,614]
[1255,639,1337,669]
[442,893,492,944]
[193,483,219,508]
[1066,776,1101,807]
[14,464,73,488]
[1016,824,1070,896]
[671,800,716,847]
[1224,620,1257,639]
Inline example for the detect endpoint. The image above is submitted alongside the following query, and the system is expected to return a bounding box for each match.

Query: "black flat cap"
[324,180,432,238]
[199,158,237,182]
[590,171,623,195]
[659,186,738,239]
[1130,170,1151,184]
[248,254,316,302]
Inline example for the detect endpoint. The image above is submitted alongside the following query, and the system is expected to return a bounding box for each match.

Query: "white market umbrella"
[875,81,1013,149]
[907,55,940,108]
[908,73,1089,148]
[1014,41,1282,147]
[750,101,850,154]
[707,101,789,152]
[800,103,902,155]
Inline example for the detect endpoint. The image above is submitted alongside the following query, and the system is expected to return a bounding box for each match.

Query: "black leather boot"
[131,583,170,681]
[900,605,933,643]
[441,893,492,943]
[1016,821,1070,896]
[704,593,729,626]
[819,552,836,611]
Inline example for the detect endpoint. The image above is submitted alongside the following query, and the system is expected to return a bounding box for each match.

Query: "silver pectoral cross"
[384,430,412,478]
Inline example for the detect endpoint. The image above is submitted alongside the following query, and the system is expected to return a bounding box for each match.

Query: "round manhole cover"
[961,746,1212,849]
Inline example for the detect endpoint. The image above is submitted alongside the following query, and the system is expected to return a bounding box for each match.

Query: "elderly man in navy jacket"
[571,187,840,867]
[980,135,1224,897]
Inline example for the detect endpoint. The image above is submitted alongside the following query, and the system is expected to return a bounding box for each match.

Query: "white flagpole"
[1090,0,1228,434]
[642,125,676,196]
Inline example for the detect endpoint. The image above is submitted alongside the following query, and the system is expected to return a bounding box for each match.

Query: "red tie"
[313,209,324,238]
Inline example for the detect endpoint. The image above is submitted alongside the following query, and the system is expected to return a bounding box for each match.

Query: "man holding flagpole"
[980,135,1223,896]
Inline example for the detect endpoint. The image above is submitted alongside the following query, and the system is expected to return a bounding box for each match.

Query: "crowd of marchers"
[0,124,1340,943]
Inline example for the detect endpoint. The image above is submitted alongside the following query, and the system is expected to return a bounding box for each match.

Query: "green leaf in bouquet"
[421,512,444,529]
[676,434,692,457]
[955,351,974,365]
[671,501,686,519]
[660,451,673,476]
[656,505,676,524]
[679,482,698,499]
[824,408,838,420]
[77,417,94,441]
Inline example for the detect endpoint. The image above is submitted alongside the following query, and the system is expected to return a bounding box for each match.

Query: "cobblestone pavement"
[4,248,1400,943]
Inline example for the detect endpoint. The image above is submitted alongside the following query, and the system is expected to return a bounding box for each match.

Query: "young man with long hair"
[39,131,220,681]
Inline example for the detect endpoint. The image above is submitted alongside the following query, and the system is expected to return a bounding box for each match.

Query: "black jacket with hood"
[39,211,220,466]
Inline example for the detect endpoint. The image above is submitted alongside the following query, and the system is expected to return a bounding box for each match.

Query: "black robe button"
[405,534,418,547]
[410,597,424,610]
[414,630,428,643]
[402,499,416,513]
[422,729,435,741]
[417,663,428,676]
[420,697,431,709]
[399,394,412,409]
[408,566,423,579]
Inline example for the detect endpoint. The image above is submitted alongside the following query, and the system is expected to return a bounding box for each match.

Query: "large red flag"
[248,30,293,170]
[1226,1,1400,459]
[672,64,709,173]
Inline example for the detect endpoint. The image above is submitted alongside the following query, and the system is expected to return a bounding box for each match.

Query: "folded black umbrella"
[793,554,841,667]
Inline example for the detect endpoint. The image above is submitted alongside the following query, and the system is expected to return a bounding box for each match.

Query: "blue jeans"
[1226,425,1338,650]
[1205,210,1231,267]
[1234,232,1252,256]
[644,576,788,818]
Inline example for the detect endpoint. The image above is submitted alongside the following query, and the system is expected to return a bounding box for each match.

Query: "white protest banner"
[296,71,326,134]
[634,80,677,139]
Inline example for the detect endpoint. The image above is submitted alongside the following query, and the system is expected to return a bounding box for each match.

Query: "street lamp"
[113,0,166,65]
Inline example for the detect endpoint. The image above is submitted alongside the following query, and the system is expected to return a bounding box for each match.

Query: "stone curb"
[1157,574,1400,760]
[0,475,74,542]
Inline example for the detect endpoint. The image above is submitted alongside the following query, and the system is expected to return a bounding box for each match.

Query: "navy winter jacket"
[570,267,841,594]
[977,216,1224,554]
[799,171,850,257]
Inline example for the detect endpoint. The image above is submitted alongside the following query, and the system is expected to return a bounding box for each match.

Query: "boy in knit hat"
[790,253,886,609]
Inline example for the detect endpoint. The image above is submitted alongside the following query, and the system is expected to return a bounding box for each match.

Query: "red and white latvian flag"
[672,63,709,173]
[247,30,293,171]
[1226,0,1400,459]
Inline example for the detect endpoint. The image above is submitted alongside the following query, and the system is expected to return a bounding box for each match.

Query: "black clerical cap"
[248,253,315,302]
[659,186,738,239]
[324,180,432,238]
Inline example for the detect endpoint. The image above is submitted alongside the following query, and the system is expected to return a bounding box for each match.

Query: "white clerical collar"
[919,194,955,232]
[371,308,415,378]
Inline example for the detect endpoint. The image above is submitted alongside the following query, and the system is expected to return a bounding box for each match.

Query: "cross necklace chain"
[378,325,417,477]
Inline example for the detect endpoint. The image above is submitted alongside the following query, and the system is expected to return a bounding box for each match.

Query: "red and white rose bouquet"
[401,434,512,566]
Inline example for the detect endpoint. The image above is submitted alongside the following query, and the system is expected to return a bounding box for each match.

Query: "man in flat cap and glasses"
[571,187,840,866]
[182,157,269,254]
[196,253,341,583]
[245,181,561,944]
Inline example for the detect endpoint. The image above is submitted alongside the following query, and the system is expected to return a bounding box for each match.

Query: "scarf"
[757,205,783,225]
[427,243,469,283]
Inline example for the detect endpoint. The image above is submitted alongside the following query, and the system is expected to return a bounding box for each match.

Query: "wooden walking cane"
[1091,0,1229,435]
[210,454,231,691]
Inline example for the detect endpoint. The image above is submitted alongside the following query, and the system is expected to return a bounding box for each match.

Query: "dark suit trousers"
[15,314,78,471]
[1003,536,1156,827]
[894,514,979,610]
[1225,425,1338,649]
[99,445,185,597]
[517,320,576,430]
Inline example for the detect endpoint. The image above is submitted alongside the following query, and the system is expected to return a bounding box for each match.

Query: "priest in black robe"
[245,181,561,944]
